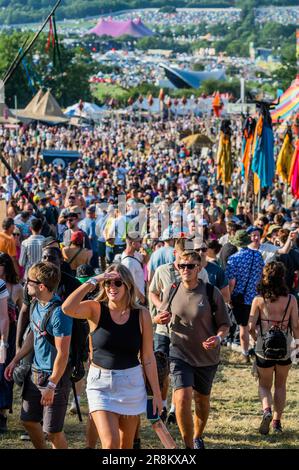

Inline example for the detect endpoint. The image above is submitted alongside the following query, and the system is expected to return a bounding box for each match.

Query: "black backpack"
[261,296,291,360]
[30,299,89,382]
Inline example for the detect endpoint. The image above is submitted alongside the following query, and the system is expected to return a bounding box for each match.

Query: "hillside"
[0,0,297,25]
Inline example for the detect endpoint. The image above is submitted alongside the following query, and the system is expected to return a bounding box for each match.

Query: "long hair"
[95,263,139,310]
[0,252,19,284]
[257,261,288,302]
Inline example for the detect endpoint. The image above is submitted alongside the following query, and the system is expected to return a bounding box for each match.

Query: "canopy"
[271,76,299,123]
[181,133,214,149]
[16,89,68,124]
[88,18,154,38]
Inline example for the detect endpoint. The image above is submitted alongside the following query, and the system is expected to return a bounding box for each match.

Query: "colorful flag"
[276,128,294,182]
[251,108,275,189]
[289,140,299,199]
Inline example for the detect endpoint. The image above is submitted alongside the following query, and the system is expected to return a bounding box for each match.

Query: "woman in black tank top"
[62,263,162,449]
[249,262,299,435]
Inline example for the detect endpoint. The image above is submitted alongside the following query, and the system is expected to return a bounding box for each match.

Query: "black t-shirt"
[219,243,238,270]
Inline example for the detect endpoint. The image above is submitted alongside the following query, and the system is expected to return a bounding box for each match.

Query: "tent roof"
[181,133,214,148]
[160,63,226,89]
[88,18,154,38]
[0,103,20,124]
[17,89,68,123]
[271,75,299,123]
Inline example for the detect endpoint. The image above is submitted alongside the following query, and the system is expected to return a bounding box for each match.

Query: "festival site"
[0,0,299,452]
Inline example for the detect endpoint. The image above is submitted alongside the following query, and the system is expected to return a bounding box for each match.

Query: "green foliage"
[0,32,98,107]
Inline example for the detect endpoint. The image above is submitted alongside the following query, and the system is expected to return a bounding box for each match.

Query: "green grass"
[1,349,299,449]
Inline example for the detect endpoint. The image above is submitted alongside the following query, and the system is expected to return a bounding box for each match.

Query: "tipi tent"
[88,18,154,38]
[16,89,68,123]
[271,75,299,123]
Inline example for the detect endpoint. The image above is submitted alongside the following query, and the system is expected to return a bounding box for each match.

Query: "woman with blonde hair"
[249,261,299,435]
[62,263,162,449]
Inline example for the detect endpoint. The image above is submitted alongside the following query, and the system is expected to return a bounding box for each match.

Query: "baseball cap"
[71,231,84,245]
[266,224,281,237]
[127,231,142,241]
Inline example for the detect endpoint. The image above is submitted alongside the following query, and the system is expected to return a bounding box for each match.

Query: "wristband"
[47,380,57,390]
[216,335,222,345]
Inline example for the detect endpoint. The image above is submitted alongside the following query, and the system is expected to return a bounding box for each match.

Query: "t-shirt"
[121,252,145,295]
[0,232,17,257]
[205,261,228,290]
[148,246,175,273]
[30,295,73,373]
[0,279,9,299]
[149,263,210,337]
[259,242,280,264]
[163,281,230,367]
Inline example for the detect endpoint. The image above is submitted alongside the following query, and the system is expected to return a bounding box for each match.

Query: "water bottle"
[147,396,176,449]
[152,419,177,449]
[0,340,7,364]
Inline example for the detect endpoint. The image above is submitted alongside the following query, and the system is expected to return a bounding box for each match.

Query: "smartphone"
[146,397,159,421]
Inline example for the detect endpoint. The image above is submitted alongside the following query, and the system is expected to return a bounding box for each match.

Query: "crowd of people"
[0,115,299,449]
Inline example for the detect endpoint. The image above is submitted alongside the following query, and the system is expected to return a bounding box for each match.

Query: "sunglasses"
[68,196,75,200]
[178,263,199,270]
[67,218,76,222]
[26,278,42,285]
[13,233,21,237]
[104,279,124,288]
[197,247,207,252]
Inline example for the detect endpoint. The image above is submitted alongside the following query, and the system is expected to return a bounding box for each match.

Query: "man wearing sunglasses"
[160,250,230,449]
[62,212,90,250]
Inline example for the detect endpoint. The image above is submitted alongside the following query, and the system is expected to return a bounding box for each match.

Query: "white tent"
[64,102,104,121]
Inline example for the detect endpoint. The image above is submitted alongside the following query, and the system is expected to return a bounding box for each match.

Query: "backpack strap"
[281,294,291,329]
[30,300,62,349]
[67,247,83,266]
[122,255,143,268]
[165,281,181,334]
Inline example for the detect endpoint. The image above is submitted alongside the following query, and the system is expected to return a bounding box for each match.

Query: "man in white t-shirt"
[121,232,145,305]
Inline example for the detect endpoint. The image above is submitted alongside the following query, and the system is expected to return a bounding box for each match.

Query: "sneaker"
[0,414,7,433]
[193,437,205,449]
[20,432,31,441]
[69,403,77,415]
[241,354,250,364]
[160,407,167,423]
[133,438,141,449]
[166,411,176,426]
[272,421,283,433]
[259,411,272,435]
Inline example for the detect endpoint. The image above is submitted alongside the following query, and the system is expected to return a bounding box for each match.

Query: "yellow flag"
[276,133,294,182]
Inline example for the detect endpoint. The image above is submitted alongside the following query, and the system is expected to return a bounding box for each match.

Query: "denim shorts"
[170,357,218,396]
[86,364,147,415]
[154,333,170,357]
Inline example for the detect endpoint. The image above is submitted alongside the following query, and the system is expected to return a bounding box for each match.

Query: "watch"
[85,278,98,287]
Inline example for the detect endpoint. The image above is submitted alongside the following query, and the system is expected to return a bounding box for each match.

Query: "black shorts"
[20,369,71,434]
[232,304,251,327]
[170,357,218,396]
[154,333,170,357]
[256,355,292,368]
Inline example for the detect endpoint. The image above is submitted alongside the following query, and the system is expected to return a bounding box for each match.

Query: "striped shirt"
[19,234,45,274]
[0,279,9,299]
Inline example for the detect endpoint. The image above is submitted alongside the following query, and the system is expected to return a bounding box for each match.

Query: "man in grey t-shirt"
[161,250,230,449]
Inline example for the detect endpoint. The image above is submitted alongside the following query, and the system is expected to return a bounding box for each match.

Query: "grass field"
[1,349,298,449]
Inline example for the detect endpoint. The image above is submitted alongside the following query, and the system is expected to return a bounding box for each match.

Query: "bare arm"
[290,295,299,341]
[4,330,34,381]
[16,303,30,352]
[62,282,100,320]
[140,309,163,416]
[248,297,261,341]
[220,285,230,304]
[49,335,71,385]
[228,278,236,295]
[0,297,9,343]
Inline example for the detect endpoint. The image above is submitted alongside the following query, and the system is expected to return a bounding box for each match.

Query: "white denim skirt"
[86,364,147,415]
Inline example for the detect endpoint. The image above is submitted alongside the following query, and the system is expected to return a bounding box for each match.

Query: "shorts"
[256,355,292,368]
[232,304,251,327]
[86,364,147,415]
[170,357,218,396]
[20,369,71,434]
[154,333,170,356]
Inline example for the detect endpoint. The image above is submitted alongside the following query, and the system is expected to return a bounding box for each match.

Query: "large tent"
[271,75,299,123]
[15,89,68,124]
[160,63,226,89]
[88,18,154,38]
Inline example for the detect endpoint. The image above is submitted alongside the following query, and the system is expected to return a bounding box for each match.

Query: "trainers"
[160,407,167,423]
[194,437,205,449]
[69,403,77,415]
[273,420,283,433]
[259,411,272,435]
[0,414,7,433]
[166,411,176,426]
[133,438,141,449]
[20,432,31,441]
